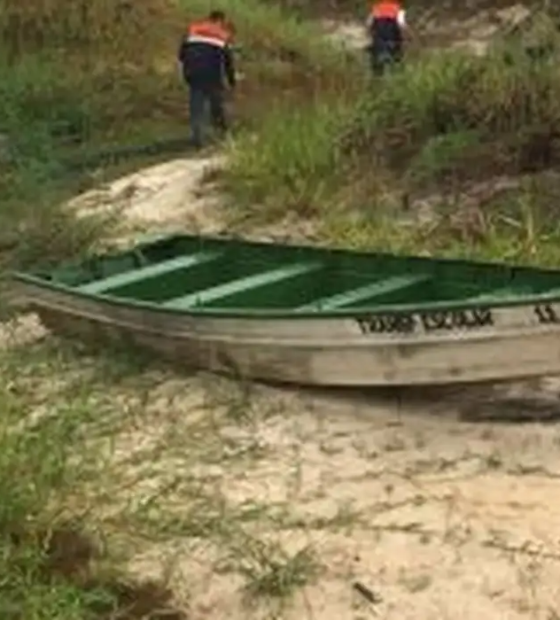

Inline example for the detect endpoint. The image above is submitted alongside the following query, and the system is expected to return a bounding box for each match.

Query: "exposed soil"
[68,155,227,241]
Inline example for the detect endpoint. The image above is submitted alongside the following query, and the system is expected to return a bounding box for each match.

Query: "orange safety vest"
[370,1,401,19]
[187,20,232,47]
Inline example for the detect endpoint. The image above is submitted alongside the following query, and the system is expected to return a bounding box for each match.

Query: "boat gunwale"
[11,232,560,319]
[13,275,560,320]
[15,288,560,347]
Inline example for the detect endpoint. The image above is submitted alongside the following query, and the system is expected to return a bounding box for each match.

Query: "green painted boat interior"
[14,233,560,314]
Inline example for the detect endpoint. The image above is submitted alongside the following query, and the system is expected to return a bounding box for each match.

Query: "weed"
[1,525,186,620]
[0,336,202,619]
[222,97,356,222]
[224,534,320,609]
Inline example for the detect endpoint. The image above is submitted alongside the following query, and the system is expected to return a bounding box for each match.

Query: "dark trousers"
[369,41,403,76]
[188,84,227,146]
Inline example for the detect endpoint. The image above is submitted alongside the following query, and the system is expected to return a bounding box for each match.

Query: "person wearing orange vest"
[178,10,237,148]
[365,1,406,75]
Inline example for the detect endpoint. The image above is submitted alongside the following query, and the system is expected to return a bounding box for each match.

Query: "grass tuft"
[226,535,320,608]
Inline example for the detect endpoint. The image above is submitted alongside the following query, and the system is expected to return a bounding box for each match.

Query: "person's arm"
[177,36,188,78]
[223,45,236,89]
[177,35,188,63]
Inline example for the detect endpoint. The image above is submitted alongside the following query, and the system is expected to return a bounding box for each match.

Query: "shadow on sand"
[276,377,560,425]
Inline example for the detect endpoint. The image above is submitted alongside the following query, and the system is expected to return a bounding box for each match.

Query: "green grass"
[223,98,356,223]
[223,10,560,267]
[0,345,183,620]
[0,337,324,619]
[320,180,560,266]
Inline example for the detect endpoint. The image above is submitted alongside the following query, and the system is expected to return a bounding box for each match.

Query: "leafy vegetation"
[0,343,189,620]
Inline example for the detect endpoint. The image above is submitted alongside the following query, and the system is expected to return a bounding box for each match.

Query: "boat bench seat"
[297,274,431,311]
[78,251,221,295]
[162,261,322,309]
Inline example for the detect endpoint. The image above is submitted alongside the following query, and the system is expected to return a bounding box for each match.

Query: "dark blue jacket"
[178,21,236,89]
[370,17,403,47]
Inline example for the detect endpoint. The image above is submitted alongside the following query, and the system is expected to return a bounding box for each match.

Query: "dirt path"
[69,154,227,238]
[6,4,560,618]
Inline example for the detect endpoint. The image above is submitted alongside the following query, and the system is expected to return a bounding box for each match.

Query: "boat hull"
[16,282,560,387]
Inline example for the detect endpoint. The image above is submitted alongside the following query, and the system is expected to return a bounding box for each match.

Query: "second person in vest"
[366,1,406,75]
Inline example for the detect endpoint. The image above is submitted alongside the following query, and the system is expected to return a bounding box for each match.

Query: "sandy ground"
[5,4,560,618]
[114,373,558,620]
[13,347,560,620]
[68,155,227,239]
[5,147,560,619]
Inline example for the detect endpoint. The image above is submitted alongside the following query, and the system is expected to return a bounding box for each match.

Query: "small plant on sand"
[225,534,320,609]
